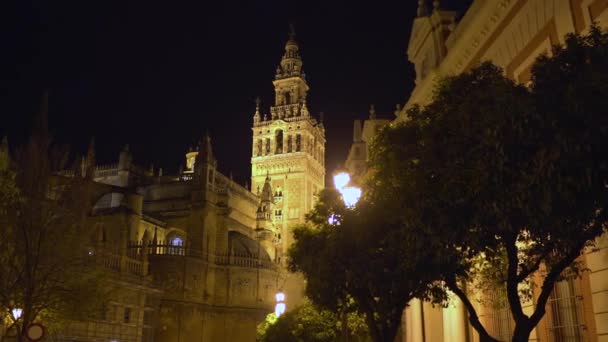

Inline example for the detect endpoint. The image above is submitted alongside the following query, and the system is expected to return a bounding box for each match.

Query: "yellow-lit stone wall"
[399,1,608,341]
[250,34,325,309]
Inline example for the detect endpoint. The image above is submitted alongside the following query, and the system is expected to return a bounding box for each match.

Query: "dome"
[228,231,271,261]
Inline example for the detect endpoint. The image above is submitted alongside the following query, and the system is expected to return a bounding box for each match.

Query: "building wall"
[399,1,608,341]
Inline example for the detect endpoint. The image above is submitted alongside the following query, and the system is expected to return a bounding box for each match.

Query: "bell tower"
[250,28,326,307]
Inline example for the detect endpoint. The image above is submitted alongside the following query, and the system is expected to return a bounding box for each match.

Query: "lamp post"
[10,308,22,341]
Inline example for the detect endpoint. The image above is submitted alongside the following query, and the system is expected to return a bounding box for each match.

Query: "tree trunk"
[511,321,533,342]
[340,309,348,342]
[446,280,499,342]
[363,307,382,342]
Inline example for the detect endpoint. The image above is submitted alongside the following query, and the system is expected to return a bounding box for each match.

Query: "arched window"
[265,138,271,155]
[295,134,301,152]
[168,236,184,256]
[284,92,291,105]
[275,130,283,154]
[287,135,293,153]
[256,139,262,156]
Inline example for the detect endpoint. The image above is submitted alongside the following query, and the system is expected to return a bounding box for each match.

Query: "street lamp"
[11,308,22,320]
[274,292,286,317]
[340,187,362,208]
[333,172,361,208]
[333,172,350,191]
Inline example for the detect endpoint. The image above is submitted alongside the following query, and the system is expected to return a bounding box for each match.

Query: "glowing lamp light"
[341,187,362,208]
[333,172,362,208]
[328,214,340,225]
[275,302,286,317]
[12,308,22,320]
[333,172,350,191]
[274,292,286,317]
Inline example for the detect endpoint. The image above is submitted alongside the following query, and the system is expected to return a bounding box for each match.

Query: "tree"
[257,300,368,342]
[368,25,608,341]
[0,100,109,340]
[289,189,448,342]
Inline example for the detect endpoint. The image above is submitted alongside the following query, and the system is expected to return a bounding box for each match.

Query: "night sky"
[2,0,470,185]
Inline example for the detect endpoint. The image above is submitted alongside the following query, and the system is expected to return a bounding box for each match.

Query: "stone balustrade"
[127,240,277,270]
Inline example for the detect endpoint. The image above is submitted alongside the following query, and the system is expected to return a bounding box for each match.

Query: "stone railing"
[214,253,277,270]
[89,246,148,277]
[95,163,119,171]
[128,240,192,257]
[127,240,277,271]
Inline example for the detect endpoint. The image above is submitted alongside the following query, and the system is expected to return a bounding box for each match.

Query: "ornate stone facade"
[26,32,326,342]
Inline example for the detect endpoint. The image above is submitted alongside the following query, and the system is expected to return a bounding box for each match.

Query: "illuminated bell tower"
[251,28,326,306]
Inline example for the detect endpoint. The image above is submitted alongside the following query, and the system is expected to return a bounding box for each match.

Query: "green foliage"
[289,188,448,342]
[256,313,278,339]
[257,301,368,342]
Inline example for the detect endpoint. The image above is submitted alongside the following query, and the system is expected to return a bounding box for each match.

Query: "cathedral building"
[0,31,324,342]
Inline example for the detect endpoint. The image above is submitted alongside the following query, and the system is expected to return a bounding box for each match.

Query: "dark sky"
[1,0,470,186]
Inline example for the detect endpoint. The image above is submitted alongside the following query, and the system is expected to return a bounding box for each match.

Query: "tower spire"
[289,23,296,42]
[275,26,303,81]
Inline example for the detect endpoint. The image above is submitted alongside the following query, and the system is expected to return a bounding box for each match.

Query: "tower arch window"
[287,135,293,153]
[265,138,271,155]
[275,130,283,154]
[295,134,301,152]
[284,92,291,105]
[256,139,262,156]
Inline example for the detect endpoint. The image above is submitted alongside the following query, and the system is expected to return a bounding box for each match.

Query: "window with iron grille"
[484,287,513,342]
[547,278,586,342]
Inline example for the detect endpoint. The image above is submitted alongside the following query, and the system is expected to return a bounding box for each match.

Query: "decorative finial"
[301,102,309,117]
[289,23,296,40]
[433,0,440,10]
[394,104,402,118]
[266,170,271,181]
[254,97,261,123]
[417,0,428,16]
[369,104,377,119]
[85,137,96,177]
